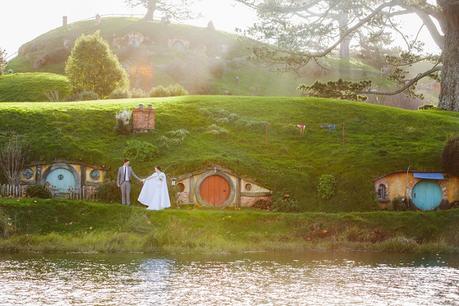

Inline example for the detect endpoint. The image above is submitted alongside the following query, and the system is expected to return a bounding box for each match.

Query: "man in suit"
[117,159,141,205]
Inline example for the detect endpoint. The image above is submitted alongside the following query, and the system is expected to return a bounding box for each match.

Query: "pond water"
[0,252,458,305]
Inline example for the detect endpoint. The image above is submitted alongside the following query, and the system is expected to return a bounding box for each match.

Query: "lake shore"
[0,199,458,254]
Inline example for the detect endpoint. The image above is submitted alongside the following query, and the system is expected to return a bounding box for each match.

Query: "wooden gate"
[199,175,230,206]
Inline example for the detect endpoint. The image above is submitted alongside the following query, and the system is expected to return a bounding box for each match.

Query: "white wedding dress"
[138,171,171,211]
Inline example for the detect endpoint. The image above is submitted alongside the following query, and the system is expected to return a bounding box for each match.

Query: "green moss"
[0,96,458,211]
[0,73,71,102]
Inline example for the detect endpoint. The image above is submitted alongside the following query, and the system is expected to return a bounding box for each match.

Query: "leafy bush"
[96,181,120,203]
[252,199,272,210]
[114,110,132,135]
[78,90,99,101]
[392,196,408,211]
[26,184,52,199]
[149,84,188,97]
[317,174,336,200]
[150,85,169,97]
[65,31,129,98]
[159,129,190,149]
[166,84,188,96]
[442,136,459,177]
[123,140,159,162]
[109,88,130,99]
[272,195,300,212]
[205,124,228,136]
[130,88,147,98]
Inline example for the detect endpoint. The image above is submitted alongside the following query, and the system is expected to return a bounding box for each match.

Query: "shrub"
[96,181,120,203]
[130,88,147,98]
[26,184,52,199]
[150,85,169,97]
[442,136,459,177]
[159,129,189,149]
[78,90,99,101]
[205,124,228,136]
[123,140,159,162]
[252,199,272,210]
[114,110,132,135]
[109,88,130,99]
[65,31,129,98]
[317,174,336,200]
[167,84,189,96]
[272,195,300,212]
[149,84,188,97]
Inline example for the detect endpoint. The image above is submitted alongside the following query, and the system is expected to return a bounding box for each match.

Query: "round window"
[90,169,100,180]
[245,183,253,191]
[58,174,64,180]
[177,183,185,192]
[22,168,34,180]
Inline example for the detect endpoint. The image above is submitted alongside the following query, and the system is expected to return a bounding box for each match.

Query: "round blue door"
[412,181,443,211]
[45,168,77,193]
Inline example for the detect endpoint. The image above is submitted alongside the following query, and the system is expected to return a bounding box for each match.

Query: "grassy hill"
[0,73,71,102]
[7,17,382,96]
[0,96,458,212]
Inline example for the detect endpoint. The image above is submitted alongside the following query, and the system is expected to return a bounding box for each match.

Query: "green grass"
[0,96,458,211]
[0,199,458,254]
[0,73,71,102]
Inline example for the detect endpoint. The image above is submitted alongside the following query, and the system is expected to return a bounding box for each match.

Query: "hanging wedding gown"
[138,171,171,211]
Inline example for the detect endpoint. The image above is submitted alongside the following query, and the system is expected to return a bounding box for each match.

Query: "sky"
[0,0,441,58]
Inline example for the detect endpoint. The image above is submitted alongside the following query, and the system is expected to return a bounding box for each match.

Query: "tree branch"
[362,65,441,96]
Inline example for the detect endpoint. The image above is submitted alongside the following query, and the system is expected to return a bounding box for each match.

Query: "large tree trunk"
[338,10,351,77]
[144,0,157,21]
[438,2,459,111]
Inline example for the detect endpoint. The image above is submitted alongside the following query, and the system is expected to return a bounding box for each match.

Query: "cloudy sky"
[0,0,440,58]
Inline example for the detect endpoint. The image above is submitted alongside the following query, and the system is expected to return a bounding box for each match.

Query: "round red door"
[199,175,230,206]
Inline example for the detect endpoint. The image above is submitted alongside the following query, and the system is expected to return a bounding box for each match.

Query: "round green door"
[412,181,443,211]
[45,168,77,193]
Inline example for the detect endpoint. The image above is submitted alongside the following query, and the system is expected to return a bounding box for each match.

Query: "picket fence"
[0,184,28,198]
[0,184,99,201]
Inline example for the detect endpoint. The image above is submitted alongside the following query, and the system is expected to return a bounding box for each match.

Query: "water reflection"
[0,252,458,305]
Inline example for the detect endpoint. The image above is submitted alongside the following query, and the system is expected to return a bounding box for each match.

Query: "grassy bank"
[0,199,458,254]
[0,73,71,102]
[1,96,458,211]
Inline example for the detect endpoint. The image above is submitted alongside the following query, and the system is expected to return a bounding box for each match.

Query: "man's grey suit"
[117,166,140,205]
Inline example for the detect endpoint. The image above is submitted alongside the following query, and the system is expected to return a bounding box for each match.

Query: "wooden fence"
[0,184,28,198]
[0,184,99,201]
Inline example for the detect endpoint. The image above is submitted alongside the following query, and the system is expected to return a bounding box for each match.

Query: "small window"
[377,184,387,201]
[177,183,185,192]
[245,183,252,191]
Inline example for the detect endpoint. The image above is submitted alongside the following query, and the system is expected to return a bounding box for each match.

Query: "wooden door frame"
[195,170,236,207]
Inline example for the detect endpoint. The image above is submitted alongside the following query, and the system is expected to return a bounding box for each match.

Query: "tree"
[236,0,459,111]
[0,134,27,185]
[442,136,459,177]
[0,48,7,75]
[65,32,129,98]
[125,0,196,21]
